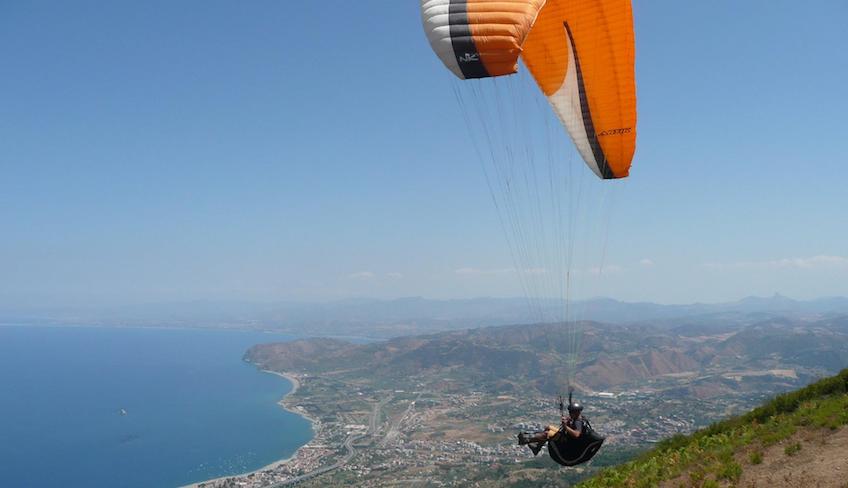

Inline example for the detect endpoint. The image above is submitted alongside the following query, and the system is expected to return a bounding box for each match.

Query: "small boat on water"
[119,408,128,416]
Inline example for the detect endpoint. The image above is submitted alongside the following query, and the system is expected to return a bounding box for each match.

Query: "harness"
[548,390,605,467]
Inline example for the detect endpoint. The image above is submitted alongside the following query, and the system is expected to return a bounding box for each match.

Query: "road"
[269,434,361,487]
[270,394,392,487]
[369,395,393,435]
[379,394,420,447]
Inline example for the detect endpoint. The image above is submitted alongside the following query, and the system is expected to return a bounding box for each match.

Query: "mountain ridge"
[246,314,848,395]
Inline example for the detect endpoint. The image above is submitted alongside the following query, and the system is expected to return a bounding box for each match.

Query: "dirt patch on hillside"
[737,427,848,488]
[661,427,848,488]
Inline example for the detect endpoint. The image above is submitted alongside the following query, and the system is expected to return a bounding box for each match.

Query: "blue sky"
[2,1,847,307]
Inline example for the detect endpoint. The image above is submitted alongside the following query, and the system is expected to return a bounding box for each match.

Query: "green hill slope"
[578,368,848,488]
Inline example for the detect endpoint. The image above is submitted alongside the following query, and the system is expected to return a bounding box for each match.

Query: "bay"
[0,325,313,488]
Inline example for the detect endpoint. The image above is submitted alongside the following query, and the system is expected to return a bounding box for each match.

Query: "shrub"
[759,421,795,446]
[657,433,689,452]
[784,442,802,456]
[688,468,704,485]
[749,450,763,465]
[716,461,742,481]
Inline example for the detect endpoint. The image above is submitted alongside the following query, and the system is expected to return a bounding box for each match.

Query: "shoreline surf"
[183,369,319,488]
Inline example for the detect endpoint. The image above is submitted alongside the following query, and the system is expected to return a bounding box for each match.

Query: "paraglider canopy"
[420,0,637,179]
[421,3,633,466]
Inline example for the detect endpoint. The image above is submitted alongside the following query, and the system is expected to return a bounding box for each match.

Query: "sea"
[0,325,314,488]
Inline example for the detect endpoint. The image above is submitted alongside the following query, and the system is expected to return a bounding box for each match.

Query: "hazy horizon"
[4,291,847,317]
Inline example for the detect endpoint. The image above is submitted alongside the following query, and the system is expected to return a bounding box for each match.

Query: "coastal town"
[192,370,777,487]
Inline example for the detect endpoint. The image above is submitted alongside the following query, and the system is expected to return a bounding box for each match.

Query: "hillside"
[247,316,848,397]
[578,369,848,488]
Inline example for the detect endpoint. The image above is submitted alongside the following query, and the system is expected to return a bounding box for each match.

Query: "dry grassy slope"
[659,427,848,488]
[579,348,702,388]
[732,427,848,488]
[578,369,848,488]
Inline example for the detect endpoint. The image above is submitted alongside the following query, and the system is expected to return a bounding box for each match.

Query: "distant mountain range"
[5,294,848,338]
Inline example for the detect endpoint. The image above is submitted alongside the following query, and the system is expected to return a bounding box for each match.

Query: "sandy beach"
[182,370,320,488]
[266,370,300,397]
[265,370,321,431]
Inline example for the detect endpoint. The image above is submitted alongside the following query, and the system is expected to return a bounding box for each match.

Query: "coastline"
[183,369,321,488]
[263,370,321,432]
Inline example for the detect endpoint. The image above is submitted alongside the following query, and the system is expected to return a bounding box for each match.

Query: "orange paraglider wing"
[420,0,546,79]
[522,0,636,178]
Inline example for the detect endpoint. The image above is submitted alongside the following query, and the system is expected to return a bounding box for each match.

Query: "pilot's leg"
[518,431,548,445]
[528,441,544,455]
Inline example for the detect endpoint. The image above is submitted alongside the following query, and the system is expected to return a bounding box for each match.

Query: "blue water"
[0,326,313,488]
